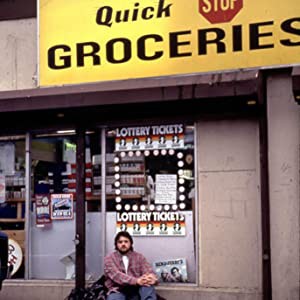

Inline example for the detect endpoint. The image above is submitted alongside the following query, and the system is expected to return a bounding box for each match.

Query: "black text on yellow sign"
[48,18,300,69]
[39,0,300,86]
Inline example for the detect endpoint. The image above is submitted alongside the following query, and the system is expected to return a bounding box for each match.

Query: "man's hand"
[137,273,158,286]
[144,273,158,285]
[136,275,150,286]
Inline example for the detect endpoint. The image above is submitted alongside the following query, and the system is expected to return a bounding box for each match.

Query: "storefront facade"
[0,1,299,300]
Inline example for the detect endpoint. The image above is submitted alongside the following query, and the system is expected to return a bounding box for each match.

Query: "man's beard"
[118,249,130,255]
[118,247,130,254]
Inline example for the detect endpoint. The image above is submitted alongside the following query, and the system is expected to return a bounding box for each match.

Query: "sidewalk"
[1,281,262,300]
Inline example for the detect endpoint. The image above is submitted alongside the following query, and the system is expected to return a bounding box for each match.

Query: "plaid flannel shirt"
[104,250,155,294]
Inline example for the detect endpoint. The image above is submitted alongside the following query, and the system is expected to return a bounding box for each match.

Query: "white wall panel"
[198,120,262,289]
[267,72,300,300]
[0,19,36,91]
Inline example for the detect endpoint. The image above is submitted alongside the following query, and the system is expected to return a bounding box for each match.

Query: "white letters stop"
[203,0,238,13]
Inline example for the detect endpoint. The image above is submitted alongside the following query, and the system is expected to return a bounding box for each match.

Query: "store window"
[105,123,197,283]
[2,125,196,281]
[30,132,78,279]
[30,130,104,280]
[0,136,26,279]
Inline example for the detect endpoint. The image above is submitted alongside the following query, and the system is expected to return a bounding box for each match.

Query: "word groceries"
[46,0,300,69]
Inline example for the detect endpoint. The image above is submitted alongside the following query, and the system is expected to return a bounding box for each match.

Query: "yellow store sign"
[39,0,300,86]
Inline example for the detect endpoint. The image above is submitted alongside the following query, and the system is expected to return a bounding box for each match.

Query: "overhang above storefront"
[0,0,36,21]
[0,70,262,114]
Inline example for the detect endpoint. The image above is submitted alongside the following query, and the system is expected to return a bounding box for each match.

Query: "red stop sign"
[199,0,243,24]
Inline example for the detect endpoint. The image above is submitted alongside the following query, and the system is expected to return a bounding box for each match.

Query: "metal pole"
[24,132,31,279]
[194,123,200,285]
[101,128,107,257]
[75,128,86,289]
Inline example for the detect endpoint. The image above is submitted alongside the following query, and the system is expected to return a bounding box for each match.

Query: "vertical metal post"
[194,123,200,285]
[75,128,86,289]
[258,72,272,300]
[100,128,107,257]
[24,132,31,279]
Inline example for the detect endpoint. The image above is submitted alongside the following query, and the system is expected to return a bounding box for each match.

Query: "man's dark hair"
[114,231,134,251]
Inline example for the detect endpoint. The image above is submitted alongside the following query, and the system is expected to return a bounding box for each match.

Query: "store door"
[30,131,78,279]
[29,129,105,281]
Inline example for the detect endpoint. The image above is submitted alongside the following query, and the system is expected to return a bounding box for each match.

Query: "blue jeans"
[107,286,157,300]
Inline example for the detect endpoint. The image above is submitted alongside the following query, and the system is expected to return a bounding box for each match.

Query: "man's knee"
[139,286,157,300]
[107,292,126,300]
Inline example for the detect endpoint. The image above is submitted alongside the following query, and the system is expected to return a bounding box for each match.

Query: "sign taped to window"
[115,124,184,151]
[116,211,186,236]
[50,194,74,220]
[153,258,188,283]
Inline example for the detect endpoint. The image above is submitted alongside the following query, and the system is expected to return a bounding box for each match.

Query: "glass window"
[30,130,105,280]
[30,132,77,279]
[105,123,196,284]
[0,136,26,279]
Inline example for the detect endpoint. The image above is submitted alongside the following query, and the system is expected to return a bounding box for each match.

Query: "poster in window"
[63,140,76,164]
[0,143,15,175]
[51,193,74,220]
[8,239,23,276]
[113,123,191,236]
[115,124,184,151]
[153,258,188,283]
[35,194,51,225]
[116,211,186,236]
[0,174,5,203]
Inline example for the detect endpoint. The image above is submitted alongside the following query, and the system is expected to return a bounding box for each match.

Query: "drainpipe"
[258,70,272,300]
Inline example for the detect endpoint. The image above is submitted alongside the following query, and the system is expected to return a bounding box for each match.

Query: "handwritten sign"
[155,174,177,204]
